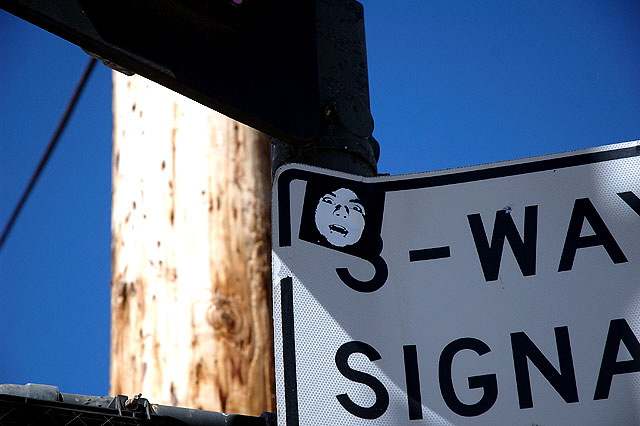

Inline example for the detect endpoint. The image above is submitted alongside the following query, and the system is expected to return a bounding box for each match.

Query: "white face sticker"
[314,188,366,247]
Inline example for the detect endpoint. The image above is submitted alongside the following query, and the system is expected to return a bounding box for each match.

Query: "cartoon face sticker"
[314,188,366,247]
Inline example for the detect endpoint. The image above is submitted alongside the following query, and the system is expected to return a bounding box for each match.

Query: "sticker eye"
[352,204,364,215]
[322,196,334,204]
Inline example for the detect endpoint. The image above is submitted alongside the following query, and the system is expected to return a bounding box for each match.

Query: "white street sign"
[272,141,640,425]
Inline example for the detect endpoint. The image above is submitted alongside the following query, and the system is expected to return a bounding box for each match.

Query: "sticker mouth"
[329,224,349,236]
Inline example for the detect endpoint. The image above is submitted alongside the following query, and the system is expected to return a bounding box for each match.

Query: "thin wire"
[0,57,98,253]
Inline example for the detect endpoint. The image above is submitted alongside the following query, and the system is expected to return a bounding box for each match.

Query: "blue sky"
[1,1,640,399]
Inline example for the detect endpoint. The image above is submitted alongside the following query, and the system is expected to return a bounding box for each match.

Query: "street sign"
[272,141,640,425]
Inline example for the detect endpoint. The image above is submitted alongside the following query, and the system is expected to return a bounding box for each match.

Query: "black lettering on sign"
[438,338,498,417]
[594,319,640,400]
[403,345,423,420]
[510,326,578,409]
[468,205,538,282]
[335,341,389,419]
[618,191,640,216]
[558,198,628,272]
[409,246,451,262]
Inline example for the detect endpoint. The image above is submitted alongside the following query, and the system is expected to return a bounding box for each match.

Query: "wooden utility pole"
[109,72,274,415]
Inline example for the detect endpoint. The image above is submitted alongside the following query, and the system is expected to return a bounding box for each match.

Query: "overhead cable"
[0,57,98,253]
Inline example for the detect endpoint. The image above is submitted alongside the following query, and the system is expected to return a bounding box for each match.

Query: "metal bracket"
[109,394,152,420]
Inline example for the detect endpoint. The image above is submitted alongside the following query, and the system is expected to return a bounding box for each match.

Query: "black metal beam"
[2,0,380,176]
[2,0,319,144]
